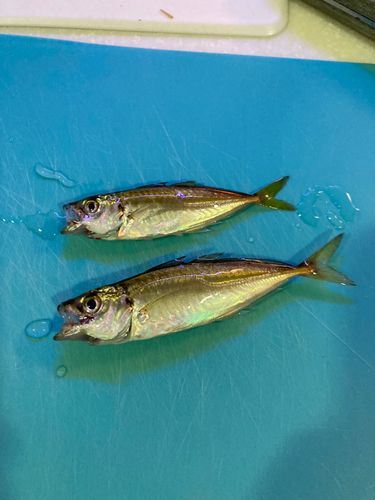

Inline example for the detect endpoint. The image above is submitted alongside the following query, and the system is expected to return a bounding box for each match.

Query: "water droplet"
[296,188,319,227]
[9,137,14,143]
[25,319,52,339]
[296,186,359,230]
[22,209,65,240]
[56,366,67,378]
[295,223,300,227]
[1,209,65,240]
[34,162,77,188]
[249,237,254,243]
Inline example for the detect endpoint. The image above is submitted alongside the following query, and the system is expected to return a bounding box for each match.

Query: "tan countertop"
[1,0,374,63]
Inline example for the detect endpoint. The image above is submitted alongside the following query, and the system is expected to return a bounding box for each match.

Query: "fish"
[60,177,295,240]
[54,234,355,346]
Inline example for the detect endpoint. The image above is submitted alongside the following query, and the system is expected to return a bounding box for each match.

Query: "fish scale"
[129,262,296,340]
[54,234,355,346]
[61,177,295,240]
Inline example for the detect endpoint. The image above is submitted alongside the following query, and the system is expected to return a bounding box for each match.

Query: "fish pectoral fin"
[117,217,134,238]
[117,226,126,238]
[137,308,149,323]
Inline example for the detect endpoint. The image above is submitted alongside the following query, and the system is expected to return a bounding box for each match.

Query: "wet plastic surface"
[0,36,374,500]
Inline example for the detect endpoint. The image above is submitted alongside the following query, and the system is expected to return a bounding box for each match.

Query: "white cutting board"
[0,0,288,37]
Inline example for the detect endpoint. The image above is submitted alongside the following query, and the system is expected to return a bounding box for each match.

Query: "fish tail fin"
[299,233,356,286]
[255,176,296,211]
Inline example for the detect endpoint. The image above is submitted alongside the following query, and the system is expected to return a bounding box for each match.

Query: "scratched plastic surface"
[0,36,374,500]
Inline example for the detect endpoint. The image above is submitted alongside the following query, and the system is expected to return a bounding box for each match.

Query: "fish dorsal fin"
[191,252,224,263]
[245,258,294,267]
[146,256,186,272]
[192,255,294,268]
[173,181,207,188]
[228,257,294,270]
[136,181,205,189]
[140,255,293,276]
[172,180,197,187]
[137,182,169,189]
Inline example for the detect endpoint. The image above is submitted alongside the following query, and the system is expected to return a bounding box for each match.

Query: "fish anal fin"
[214,307,251,322]
[237,309,250,316]
[184,227,210,234]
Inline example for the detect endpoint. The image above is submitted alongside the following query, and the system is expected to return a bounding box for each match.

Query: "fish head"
[54,285,133,345]
[61,195,125,238]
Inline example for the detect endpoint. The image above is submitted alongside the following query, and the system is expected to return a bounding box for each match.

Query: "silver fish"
[61,177,295,240]
[54,234,355,346]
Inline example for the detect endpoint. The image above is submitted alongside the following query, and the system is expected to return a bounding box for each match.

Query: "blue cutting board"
[1,36,374,500]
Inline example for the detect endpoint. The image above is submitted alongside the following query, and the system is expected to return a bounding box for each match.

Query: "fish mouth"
[61,205,91,236]
[54,302,92,342]
[53,325,91,342]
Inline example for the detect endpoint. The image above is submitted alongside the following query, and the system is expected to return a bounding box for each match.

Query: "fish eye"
[83,295,102,314]
[84,199,100,214]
